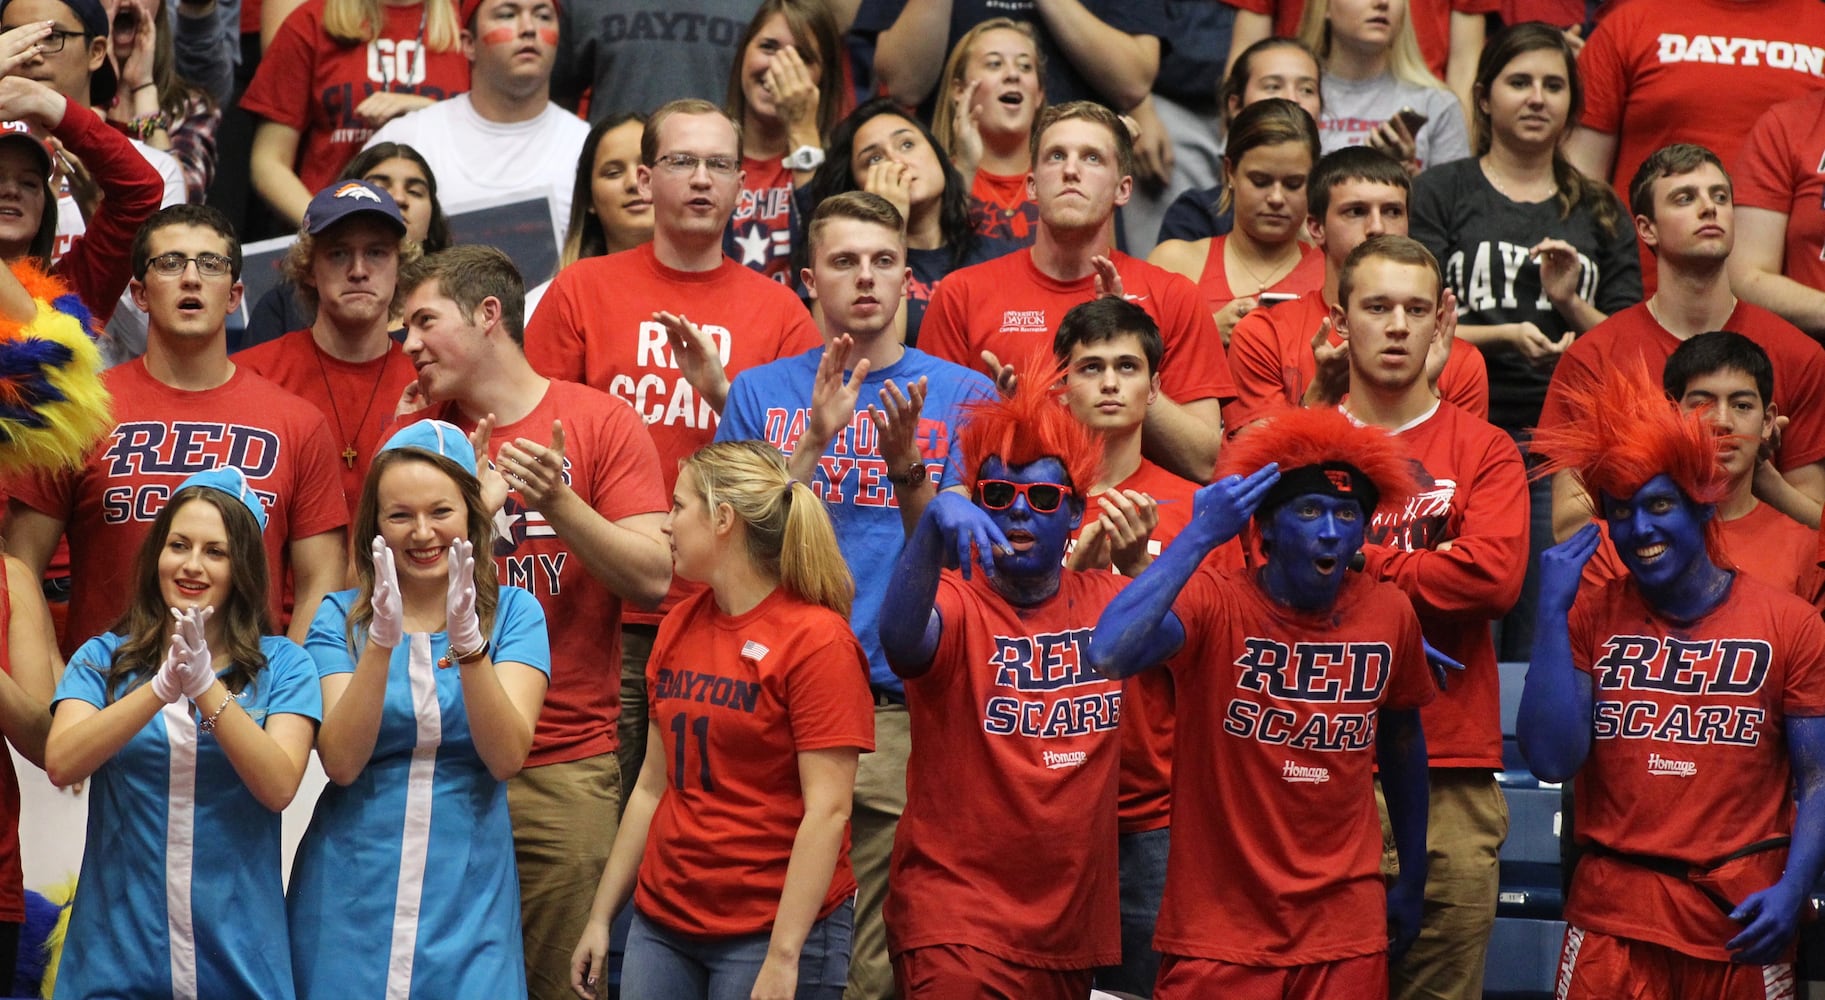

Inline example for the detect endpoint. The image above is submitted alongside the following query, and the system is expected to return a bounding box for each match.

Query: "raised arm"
[1033,0,1160,111]
[871,0,956,107]
[1517,522,1600,782]
[783,337,870,486]
[1089,465,1278,677]
[878,491,1007,677]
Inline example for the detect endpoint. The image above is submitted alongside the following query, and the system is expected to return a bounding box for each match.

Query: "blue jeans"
[623,900,853,1000]
[1096,827,1170,996]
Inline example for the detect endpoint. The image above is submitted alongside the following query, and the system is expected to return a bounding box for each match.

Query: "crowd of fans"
[0,0,1823,998]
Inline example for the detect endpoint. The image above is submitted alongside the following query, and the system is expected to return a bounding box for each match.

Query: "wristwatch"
[887,460,928,488]
[782,145,826,171]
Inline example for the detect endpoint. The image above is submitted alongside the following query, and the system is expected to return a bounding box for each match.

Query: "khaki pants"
[508,751,621,1000]
[845,702,909,1000]
[1378,768,1509,1000]
[617,623,659,816]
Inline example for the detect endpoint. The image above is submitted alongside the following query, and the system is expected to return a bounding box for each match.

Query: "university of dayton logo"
[1281,760,1330,784]
[999,309,1047,334]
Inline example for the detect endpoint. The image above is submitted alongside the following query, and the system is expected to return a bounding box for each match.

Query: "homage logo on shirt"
[1224,638,1396,754]
[983,628,1122,754]
[100,421,280,523]
[1590,635,1773,752]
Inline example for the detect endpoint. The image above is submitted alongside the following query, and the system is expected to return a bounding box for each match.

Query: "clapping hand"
[151,606,215,703]
[368,536,404,649]
[446,537,484,657]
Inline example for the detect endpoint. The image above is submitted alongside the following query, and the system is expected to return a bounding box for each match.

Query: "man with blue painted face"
[1521,366,1825,1000]
[877,360,1127,999]
[1088,404,1435,1000]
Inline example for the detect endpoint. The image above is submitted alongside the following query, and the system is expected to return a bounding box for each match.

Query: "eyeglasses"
[976,480,1072,513]
[654,153,740,176]
[146,252,234,278]
[33,28,89,53]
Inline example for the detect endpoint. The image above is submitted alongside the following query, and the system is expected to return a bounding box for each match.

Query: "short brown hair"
[280,219,421,314]
[397,245,527,345]
[132,204,242,281]
[1337,234,1442,308]
[806,191,904,259]
[1030,100,1136,180]
[1629,143,1729,221]
[642,99,741,167]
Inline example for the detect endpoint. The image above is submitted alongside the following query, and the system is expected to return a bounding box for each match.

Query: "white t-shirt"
[366,95,590,255]
[53,139,187,368]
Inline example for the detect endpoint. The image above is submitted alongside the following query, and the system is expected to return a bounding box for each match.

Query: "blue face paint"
[976,455,1082,603]
[1257,492,1366,610]
[1602,472,1727,618]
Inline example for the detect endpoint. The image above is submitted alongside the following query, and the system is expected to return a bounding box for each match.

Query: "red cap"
[0,121,51,176]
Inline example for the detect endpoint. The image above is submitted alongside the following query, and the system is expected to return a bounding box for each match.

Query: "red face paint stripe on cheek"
[481,27,516,44]
[537,27,557,44]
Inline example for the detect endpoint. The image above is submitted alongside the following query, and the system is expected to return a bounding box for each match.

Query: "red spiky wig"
[1216,406,1417,518]
[957,355,1101,496]
[1529,361,1730,566]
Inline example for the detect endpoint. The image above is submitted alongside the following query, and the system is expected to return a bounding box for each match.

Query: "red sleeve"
[1574,6,1628,137]
[4,462,75,521]
[1155,273,1235,405]
[1764,325,1825,472]
[1538,339,1600,433]
[287,412,352,537]
[523,270,587,383]
[1359,427,1527,618]
[1734,102,1799,213]
[239,6,319,129]
[1782,599,1825,716]
[1452,0,1499,11]
[783,630,874,752]
[586,395,668,520]
[49,103,162,324]
[916,270,972,369]
[777,304,822,358]
[1224,307,1294,428]
[1440,341,1489,423]
[1381,591,1436,711]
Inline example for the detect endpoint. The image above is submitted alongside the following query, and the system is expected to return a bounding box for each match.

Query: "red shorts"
[1154,951,1388,1000]
[892,944,1092,1000]
[1557,925,1795,1000]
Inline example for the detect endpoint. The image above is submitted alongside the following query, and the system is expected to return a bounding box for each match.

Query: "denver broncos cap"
[301,179,407,237]
[175,465,269,532]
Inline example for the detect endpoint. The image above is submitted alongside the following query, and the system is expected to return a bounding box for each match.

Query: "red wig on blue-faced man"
[957,356,1102,497]
[1217,405,1418,521]
[1530,362,1731,568]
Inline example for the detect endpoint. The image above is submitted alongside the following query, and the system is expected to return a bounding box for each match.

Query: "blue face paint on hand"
[1602,473,1712,595]
[975,456,1082,595]
[1257,492,1366,610]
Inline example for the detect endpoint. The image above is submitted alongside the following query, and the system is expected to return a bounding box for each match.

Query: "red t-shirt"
[1360,402,1527,768]
[236,330,418,524]
[523,243,822,624]
[1584,502,1823,604]
[921,248,1237,409]
[1070,460,1240,834]
[1157,567,1435,964]
[887,568,1128,969]
[423,380,668,766]
[636,586,874,938]
[1538,301,1825,472]
[1225,291,1489,429]
[728,156,796,285]
[1576,0,1825,293]
[1195,236,1326,318]
[1221,0,1498,82]
[241,0,470,193]
[1565,573,1825,960]
[970,169,1039,246]
[8,362,349,656]
[1735,90,1825,298]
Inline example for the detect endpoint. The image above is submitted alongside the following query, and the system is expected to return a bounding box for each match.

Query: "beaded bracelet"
[127,113,168,142]
[197,691,238,733]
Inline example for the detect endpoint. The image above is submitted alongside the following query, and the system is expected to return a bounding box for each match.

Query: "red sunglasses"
[976,479,1073,513]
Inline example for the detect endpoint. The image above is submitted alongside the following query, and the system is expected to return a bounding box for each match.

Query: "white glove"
[445,537,484,656]
[150,606,215,703]
[369,536,404,649]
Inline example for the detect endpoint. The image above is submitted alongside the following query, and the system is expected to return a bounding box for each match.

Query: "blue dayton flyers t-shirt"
[717,346,995,693]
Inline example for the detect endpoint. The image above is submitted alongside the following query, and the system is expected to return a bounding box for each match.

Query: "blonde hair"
[683,440,854,619]
[931,17,1044,161]
[323,0,460,51]
[1298,0,1444,91]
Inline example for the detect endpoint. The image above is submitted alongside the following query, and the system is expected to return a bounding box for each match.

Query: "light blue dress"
[52,633,323,1000]
[286,587,550,999]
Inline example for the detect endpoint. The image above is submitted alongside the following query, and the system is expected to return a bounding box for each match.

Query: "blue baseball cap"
[301,180,407,237]
[382,420,478,474]
[175,465,268,532]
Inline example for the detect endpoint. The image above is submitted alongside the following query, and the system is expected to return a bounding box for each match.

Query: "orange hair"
[1217,405,1417,517]
[957,356,1101,496]
[1529,362,1730,566]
